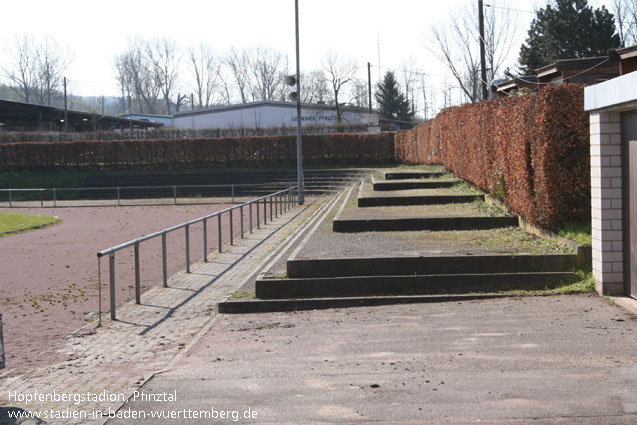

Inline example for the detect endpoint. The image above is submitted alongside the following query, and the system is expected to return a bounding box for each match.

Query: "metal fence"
[96,186,297,320]
[0,183,293,208]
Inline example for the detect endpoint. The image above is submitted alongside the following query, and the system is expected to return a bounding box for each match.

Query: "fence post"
[8,189,11,208]
[53,188,57,208]
[229,209,234,246]
[203,218,208,262]
[270,195,273,220]
[231,185,235,203]
[162,232,168,287]
[109,254,116,320]
[264,198,267,225]
[117,187,121,206]
[134,243,141,304]
[40,189,44,207]
[185,224,190,273]
[218,214,222,252]
[240,205,244,239]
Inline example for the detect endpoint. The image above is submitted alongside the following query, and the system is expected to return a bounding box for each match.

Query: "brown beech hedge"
[395,84,589,230]
[0,132,394,172]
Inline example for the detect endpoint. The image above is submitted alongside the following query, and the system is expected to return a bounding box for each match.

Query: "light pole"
[294,0,304,205]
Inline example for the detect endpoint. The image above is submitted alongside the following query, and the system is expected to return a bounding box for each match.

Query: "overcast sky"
[0,0,615,111]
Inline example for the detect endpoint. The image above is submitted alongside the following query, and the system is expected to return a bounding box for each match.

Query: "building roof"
[535,56,614,78]
[174,100,377,118]
[0,99,162,130]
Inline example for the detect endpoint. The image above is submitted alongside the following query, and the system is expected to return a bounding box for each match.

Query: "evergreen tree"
[518,0,620,75]
[375,71,414,124]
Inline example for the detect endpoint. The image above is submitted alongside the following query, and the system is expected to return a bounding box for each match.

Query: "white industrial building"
[119,113,174,127]
[173,101,379,130]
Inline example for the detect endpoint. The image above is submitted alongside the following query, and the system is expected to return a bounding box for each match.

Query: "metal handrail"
[97,186,298,320]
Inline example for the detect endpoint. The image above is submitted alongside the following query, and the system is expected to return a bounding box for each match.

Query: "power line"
[484,4,534,14]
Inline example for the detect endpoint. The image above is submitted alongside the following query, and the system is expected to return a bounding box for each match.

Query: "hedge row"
[395,84,589,230]
[0,133,395,171]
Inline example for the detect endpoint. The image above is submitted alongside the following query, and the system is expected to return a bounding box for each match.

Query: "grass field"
[0,212,61,237]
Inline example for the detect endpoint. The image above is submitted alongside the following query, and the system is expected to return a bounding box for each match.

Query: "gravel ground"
[0,203,266,375]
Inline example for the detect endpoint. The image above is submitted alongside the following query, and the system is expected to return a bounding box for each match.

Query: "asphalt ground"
[107,294,637,425]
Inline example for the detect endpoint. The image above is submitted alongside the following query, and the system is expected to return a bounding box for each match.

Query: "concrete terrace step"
[384,171,446,180]
[218,294,518,314]
[358,194,484,207]
[333,215,519,232]
[287,253,587,279]
[372,180,459,191]
[255,272,577,299]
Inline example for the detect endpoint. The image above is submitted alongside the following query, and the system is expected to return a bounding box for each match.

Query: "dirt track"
[0,203,259,375]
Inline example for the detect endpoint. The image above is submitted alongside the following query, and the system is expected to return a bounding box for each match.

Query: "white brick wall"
[590,111,624,295]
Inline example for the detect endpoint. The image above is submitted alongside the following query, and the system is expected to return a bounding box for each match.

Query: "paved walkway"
[0,198,323,425]
[110,295,637,425]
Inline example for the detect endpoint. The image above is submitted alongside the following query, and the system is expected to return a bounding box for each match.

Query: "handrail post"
[264,198,267,225]
[256,200,260,228]
[249,201,253,233]
[229,209,234,246]
[109,254,116,320]
[270,195,273,220]
[218,214,222,252]
[203,218,208,262]
[185,224,190,273]
[117,187,120,206]
[134,243,141,304]
[162,232,168,287]
[240,205,244,239]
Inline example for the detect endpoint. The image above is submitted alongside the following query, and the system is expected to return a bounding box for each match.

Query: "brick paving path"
[0,199,322,425]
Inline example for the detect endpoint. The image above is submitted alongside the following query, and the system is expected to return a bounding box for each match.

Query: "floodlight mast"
[294,0,304,205]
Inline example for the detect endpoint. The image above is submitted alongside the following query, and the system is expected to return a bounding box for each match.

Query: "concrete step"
[287,253,586,279]
[333,216,519,232]
[384,171,446,180]
[218,293,516,314]
[255,272,576,299]
[357,194,484,207]
[373,180,458,191]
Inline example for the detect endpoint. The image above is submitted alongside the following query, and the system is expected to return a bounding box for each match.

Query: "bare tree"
[114,37,161,114]
[322,51,358,123]
[399,56,419,110]
[248,46,287,101]
[3,35,39,103]
[300,70,328,103]
[225,47,252,103]
[33,37,72,106]
[189,43,220,108]
[147,38,181,114]
[428,0,518,102]
[612,0,637,46]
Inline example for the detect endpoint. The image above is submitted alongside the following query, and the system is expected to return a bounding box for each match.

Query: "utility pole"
[63,77,68,133]
[478,0,488,101]
[128,95,132,138]
[295,0,304,205]
[367,62,372,113]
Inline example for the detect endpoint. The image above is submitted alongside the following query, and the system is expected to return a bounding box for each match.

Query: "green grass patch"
[231,291,256,299]
[0,212,61,237]
[557,222,592,246]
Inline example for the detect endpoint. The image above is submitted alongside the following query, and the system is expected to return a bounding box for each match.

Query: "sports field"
[0,203,249,374]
